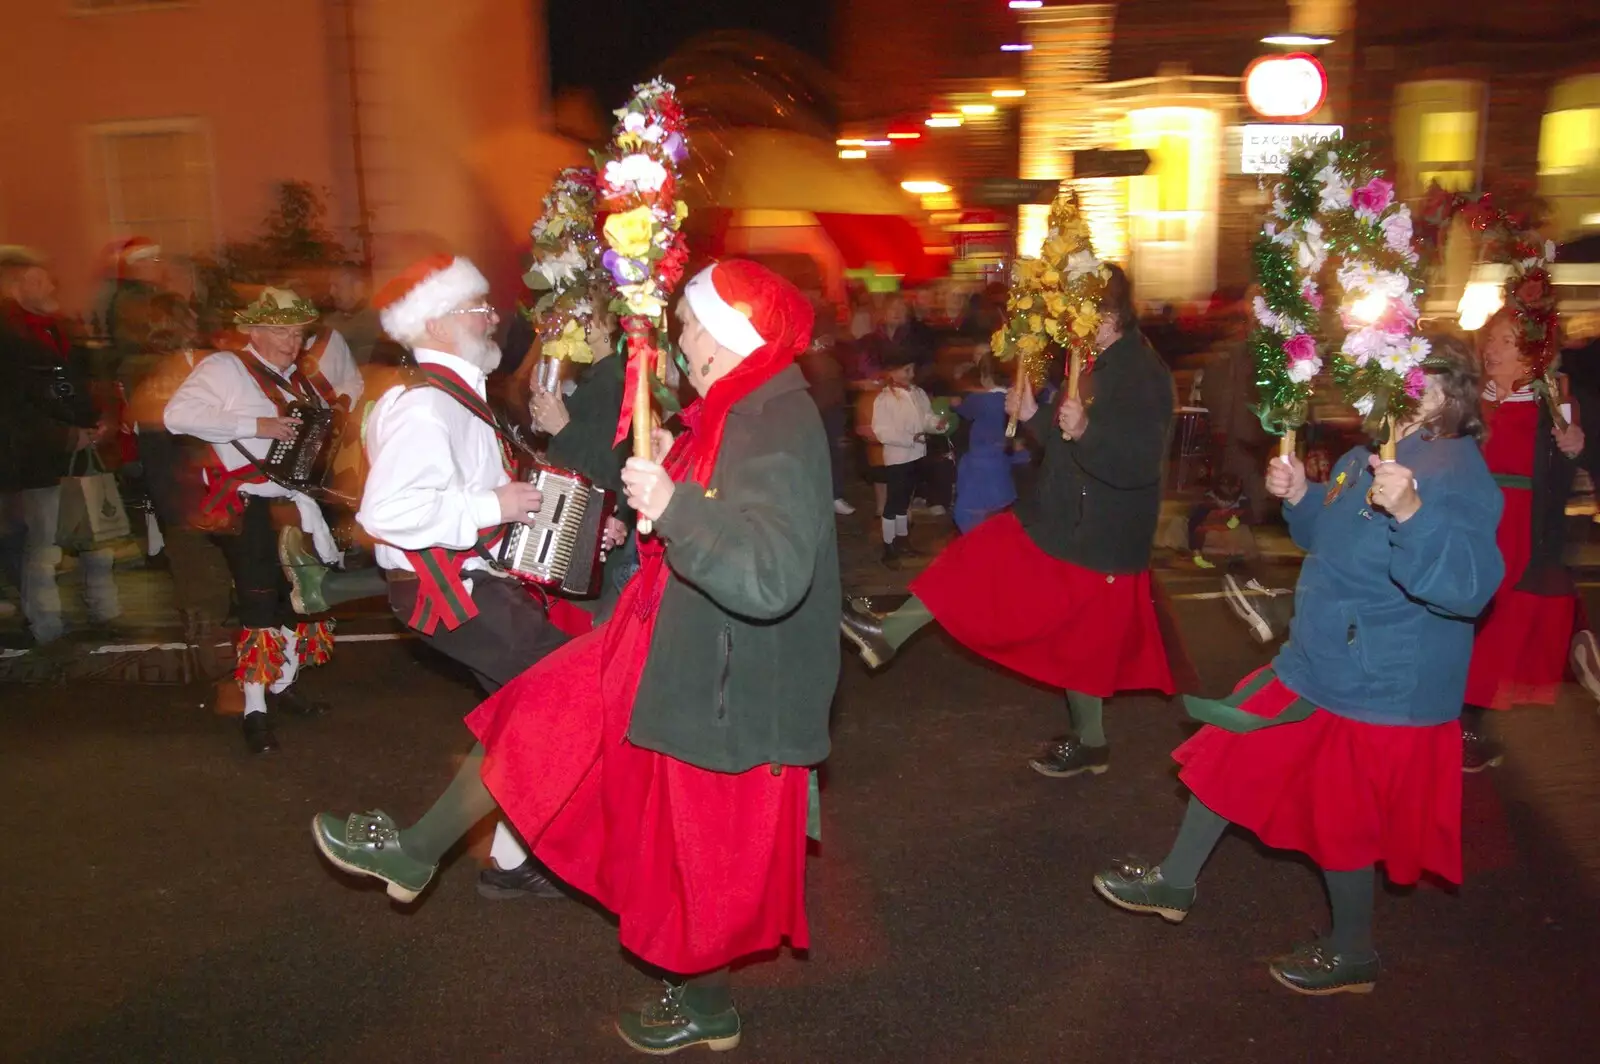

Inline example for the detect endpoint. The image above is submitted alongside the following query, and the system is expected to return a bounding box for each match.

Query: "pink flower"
[1377,302,1417,336]
[1283,333,1318,365]
[1302,282,1324,311]
[1404,366,1427,399]
[1351,177,1395,217]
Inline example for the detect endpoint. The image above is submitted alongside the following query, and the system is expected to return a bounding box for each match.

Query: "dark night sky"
[547,0,833,104]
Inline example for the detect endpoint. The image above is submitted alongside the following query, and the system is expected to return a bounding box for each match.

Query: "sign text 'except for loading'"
[1240,124,1344,174]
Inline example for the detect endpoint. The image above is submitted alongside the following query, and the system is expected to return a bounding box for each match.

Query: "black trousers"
[213,497,295,630]
[882,460,917,520]
[389,573,570,695]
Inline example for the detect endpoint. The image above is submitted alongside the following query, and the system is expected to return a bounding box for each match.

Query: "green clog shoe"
[311,810,435,902]
[1269,943,1380,996]
[1092,858,1196,923]
[615,982,742,1055]
[279,525,328,615]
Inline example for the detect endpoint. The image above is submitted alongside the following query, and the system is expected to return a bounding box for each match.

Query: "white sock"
[490,821,530,870]
[243,682,268,715]
[895,515,909,537]
[881,518,897,546]
[269,626,300,693]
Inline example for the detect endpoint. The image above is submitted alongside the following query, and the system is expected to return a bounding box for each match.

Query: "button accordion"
[497,465,614,597]
[261,401,339,490]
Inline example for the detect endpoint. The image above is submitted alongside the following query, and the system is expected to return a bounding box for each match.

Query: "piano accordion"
[262,402,338,490]
[497,465,614,597]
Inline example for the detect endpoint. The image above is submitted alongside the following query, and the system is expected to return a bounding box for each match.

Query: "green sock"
[1067,690,1106,747]
[319,566,389,609]
[398,743,499,864]
[680,968,732,1015]
[1323,866,1376,957]
[1158,796,1230,889]
[881,594,935,650]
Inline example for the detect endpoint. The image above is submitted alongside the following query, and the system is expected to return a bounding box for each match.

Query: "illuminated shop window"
[1393,81,1485,197]
[1121,107,1220,304]
[91,119,216,256]
[1539,75,1600,239]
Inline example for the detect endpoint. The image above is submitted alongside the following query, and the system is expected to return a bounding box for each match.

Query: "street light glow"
[1261,34,1334,46]
[839,149,867,160]
[1009,2,1043,8]
[1000,44,1033,52]
[887,131,923,140]
[901,180,952,195]
[992,89,1027,98]
[861,139,892,147]
[835,138,865,147]
[959,104,997,116]
[926,116,963,128]
[1348,291,1388,325]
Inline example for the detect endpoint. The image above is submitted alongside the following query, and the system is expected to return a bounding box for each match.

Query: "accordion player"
[497,463,616,597]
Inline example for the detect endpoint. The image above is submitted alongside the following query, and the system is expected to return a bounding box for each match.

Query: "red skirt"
[466,602,810,975]
[1175,670,1463,885]
[909,511,1174,696]
[1464,486,1575,709]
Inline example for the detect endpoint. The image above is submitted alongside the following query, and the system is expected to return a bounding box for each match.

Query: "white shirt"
[162,343,342,562]
[872,384,942,466]
[357,349,508,574]
[305,328,364,406]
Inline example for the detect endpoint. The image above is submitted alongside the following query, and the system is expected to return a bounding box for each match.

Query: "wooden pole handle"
[1004,371,1022,439]
[1278,428,1296,464]
[632,352,654,535]
[1067,351,1083,401]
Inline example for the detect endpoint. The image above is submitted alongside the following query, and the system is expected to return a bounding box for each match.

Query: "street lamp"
[901,181,952,195]
[1261,34,1333,46]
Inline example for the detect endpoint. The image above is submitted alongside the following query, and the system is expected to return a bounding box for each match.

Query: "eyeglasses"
[449,304,497,318]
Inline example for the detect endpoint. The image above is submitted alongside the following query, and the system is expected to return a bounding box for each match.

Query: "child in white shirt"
[870,356,947,566]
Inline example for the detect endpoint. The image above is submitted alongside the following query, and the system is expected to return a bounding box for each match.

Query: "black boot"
[880,542,901,570]
[840,598,895,669]
[895,534,921,558]
[477,860,565,900]
[241,712,279,754]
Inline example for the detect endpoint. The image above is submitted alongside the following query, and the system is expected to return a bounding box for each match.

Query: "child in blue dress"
[950,353,1027,534]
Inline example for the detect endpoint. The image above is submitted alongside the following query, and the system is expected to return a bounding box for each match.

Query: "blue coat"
[1272,432,1504,727]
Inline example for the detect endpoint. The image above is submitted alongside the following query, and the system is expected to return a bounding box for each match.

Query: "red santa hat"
[683,260,799,358]
[374,253,489,343]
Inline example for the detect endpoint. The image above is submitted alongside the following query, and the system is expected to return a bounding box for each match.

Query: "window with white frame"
[1393,80,1486,198]
[92,119,216,257]
[1539,74,1600,240]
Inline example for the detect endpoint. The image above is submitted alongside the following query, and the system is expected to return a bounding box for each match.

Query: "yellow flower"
[674,200,690,224]
[1044,319,1063,341]
[1017,333,1045,358]
[1045,292,1068,318]
[1016,294,1034,311]
[991,328,1009,357]
[546,319,594,363]
[1071,314,1095,338]
[1042,269,1060,286]
[604,206,657,259]
[1079,300,1098,321]
[621,281,665,318]
[1028,313,1044,334]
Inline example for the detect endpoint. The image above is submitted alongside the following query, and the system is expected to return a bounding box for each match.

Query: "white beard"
[457,331,503,374]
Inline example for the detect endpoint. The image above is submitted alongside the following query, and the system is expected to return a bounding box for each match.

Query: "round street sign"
[1242,52,1328,120]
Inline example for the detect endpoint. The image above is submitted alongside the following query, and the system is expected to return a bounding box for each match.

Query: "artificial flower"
[620,282,665,317]
[604,153,668,195]
[603,206,658,259]
[602,249,649,286]
[1351,177,1395,218]
[1380,211,1414,256]
[1283,333,1319,365]
[1066,249,1101,279]
[1287,355,1322,383]
[1302,281,1324,311]
[543,318,593,363]
[527,246,586,290]
[1353,394,1375,417]
[1404,366,1427,398]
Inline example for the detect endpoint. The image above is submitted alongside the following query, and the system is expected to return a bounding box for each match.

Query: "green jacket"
[1015,330,1173,573]
[628,365,841,773]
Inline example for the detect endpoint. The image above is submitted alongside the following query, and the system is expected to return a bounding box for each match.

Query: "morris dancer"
[1094,336,1502,995]
[164,289,342,754]
[1460,307,1590,770]
[339,254,623,899]
[841,265,1180,778]
[310,260,839,1054]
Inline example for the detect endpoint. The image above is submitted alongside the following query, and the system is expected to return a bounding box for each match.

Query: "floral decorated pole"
[524,167,606,393]
[1418,183,1564,425]
[1253,137,1429,466]
[597,78,691,535]
[991,192,1110,438]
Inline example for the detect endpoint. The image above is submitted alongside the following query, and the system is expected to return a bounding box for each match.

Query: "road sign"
[970,178,1061,207]
[1239,124,1343,174]
[1072,148,1151,179]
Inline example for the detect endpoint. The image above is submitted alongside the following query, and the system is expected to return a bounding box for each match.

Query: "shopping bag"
[57,448,132,551]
